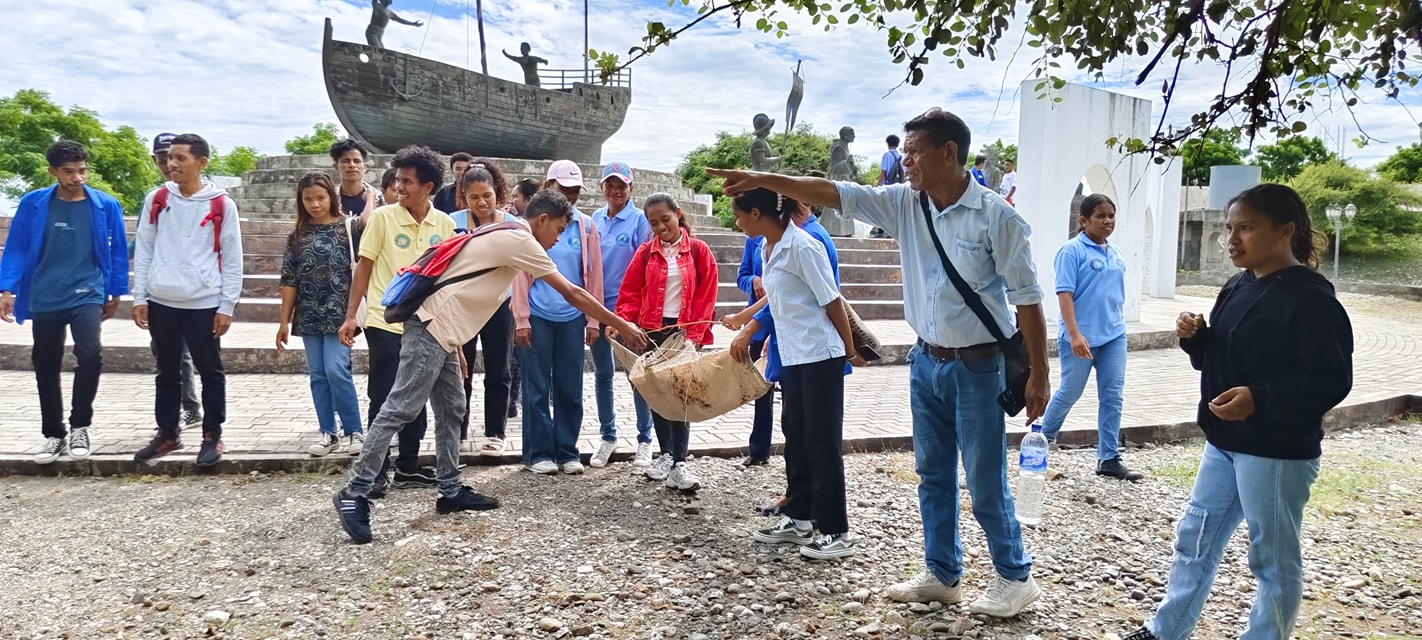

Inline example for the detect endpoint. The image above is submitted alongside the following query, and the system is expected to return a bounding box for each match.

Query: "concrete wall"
[1017,82,1172,323]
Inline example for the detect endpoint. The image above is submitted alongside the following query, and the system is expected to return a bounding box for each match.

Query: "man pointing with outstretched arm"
[708,107,1050,619]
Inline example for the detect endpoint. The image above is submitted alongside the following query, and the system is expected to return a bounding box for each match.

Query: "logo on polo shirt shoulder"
[616,233,631,246]
[429,234,444,246]
[394,233,412,249]
[1090,258,1105,271]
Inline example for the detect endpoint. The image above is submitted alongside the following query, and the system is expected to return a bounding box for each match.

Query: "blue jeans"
[909,346,1032,584]
[1148,444,1319,640]
[1040,334,1126,461]
[590,329,653,444]
[301,334,363,436]
[519,315,586,465]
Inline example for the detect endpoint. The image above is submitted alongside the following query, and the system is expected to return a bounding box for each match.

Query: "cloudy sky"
[4,0,1420,176]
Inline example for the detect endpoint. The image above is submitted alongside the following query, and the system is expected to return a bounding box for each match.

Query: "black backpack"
[884,150,906,184]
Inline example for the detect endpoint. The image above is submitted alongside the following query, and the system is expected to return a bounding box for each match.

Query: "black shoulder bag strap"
[917,190,1010,346]
[917,190,1030,416]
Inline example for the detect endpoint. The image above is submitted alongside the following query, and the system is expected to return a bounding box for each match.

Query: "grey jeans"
[346,316,467,499]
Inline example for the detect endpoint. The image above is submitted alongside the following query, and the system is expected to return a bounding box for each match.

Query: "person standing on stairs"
[131,134,244,468]
[0,140,128,464]
[329,138,384,221]
[588,162,655,469]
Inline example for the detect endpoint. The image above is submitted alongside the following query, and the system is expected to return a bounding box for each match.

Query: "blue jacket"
[0,185,129,324]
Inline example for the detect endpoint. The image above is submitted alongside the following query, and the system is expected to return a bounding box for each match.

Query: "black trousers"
[31,303,103,439]
[780,356,848,535]
[648,319,691,463]
[148,302,225,437]
[366,326,428,471]
[460,299,514,439]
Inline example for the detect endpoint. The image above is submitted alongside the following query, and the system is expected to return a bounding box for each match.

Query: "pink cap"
[546,160,583,188]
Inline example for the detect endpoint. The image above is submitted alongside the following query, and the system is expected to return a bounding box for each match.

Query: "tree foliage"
[1253,135,1338,182]
[284,122,343,155]
[1288,162,1422,255]
[209,146,260,177]
[678,123,867,227]
[1377,143,1422,183]
[1179,128,1246,186]
[0,89,159,213]
[598,1,1421,156]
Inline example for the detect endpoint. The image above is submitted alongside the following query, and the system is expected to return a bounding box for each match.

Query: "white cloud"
[1,0,1417,177]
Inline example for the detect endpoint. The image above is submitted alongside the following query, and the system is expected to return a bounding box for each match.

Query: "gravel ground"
[1,422,1419,640]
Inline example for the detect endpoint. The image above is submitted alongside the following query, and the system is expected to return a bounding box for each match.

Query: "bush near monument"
[1253,135,1339,182]
[1288,162,1422,256]
[1378,143,1422,183]
[283,122,343,155]
[0,89,159,214]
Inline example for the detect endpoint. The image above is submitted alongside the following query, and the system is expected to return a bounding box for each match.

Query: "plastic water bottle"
[1016,423,1049,527]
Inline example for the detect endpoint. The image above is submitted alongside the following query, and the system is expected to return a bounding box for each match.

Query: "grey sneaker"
[182,410,202,428]
[800,533,857,560]
[68,427,92,460]
[34,437,65,465]
[644,453,674,481]
[589,440,618,468]
[345,431,366,454]
[752,516,814,545]
[308,433,340,457]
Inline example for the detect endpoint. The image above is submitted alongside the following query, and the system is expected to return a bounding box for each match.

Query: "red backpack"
[149,188,227,255]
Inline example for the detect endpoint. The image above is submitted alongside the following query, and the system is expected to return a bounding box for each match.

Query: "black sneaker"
[1097,457,1144,481]
[134,432,182,465]
[435,486,501,514]
[333,489,372,544]
[1121,627,1158,640]
[182,410,202,428]
[368,474,390,500]
[740,455,769,467]
[195,433,224,468]
[393,465,437,488]
[506,403,518,419]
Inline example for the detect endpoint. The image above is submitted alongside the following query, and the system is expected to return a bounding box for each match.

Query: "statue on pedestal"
[820,126,858,237]
[503,42,549,86]
[750,113,782,172]
[366,0,424,49]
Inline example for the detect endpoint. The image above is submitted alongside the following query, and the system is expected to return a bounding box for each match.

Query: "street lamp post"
[1325,203,1357,281]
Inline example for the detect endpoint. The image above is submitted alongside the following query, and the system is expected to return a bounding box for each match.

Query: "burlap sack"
[613,333,771,422]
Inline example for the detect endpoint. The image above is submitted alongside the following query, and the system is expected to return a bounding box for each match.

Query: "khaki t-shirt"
[359,204,455,335]
[417,227,560,351]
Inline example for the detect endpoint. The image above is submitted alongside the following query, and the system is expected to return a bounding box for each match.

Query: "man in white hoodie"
[130,133,244,468]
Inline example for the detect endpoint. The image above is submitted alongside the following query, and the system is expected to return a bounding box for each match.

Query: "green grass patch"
[1149,454,1201,488]
[1308,454,1411,517]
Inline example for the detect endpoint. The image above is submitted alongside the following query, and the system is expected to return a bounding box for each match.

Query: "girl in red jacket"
[614,193,718,491]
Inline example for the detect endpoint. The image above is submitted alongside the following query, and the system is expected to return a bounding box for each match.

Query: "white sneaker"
[525,460,559,475]
[589,440,618,468]
[308,433,340,457]
[886,568,963,604]
[561,460,586,475]
[34,437,64,465]
[968,575,1041,618]
[68,427,92,461]
[644,453,674,481]
[345,432,365,454]
[665,461,700,491]
[800,532,857,560]
[633,442,654,467]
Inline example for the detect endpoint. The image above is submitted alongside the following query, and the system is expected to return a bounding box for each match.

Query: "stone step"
[716,282,902,302]
[238,167,695,197]
[228,194,713,220]
[707,244,899,266]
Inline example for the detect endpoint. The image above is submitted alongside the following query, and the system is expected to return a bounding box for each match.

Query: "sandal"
[479,437,506,457]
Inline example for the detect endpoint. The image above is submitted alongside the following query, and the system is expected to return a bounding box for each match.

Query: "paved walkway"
[1,296,1418,464]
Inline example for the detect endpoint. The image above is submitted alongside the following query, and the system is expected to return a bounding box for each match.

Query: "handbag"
[917,191,1032,416]
[344,216,368,332]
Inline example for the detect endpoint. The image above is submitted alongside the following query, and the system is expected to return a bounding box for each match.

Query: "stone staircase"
[0,155,904,328]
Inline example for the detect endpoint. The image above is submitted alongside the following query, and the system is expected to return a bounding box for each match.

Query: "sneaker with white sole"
[525,460,559,474]
[182,409,202,428]
[68,428,92,461]
[633,442,654,467]
[968,574,1041,618]
[479,436,506,457]
[665,461,700,491]
[800,532,857,560]
[345,431,365,454]
[644,453,673,481]
[886,568,962,604]
[34,437,65,465]
[589,440,618,468]
[308,433,340,457]
[561,460,585,475]
[752,516,814,545]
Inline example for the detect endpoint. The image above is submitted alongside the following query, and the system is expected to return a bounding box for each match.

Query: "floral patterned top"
[280,218,363,336]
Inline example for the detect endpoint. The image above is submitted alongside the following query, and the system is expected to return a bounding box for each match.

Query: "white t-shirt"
[999,171,1017,198]
[661,241,683,317]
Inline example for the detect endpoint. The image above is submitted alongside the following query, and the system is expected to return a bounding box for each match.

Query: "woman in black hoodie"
[1124,184,1353,640]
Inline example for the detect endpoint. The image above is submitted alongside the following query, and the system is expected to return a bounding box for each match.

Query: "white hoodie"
[133,182,243,315]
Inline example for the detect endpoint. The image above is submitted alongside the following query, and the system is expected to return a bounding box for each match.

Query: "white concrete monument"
[1015,81,1181,324]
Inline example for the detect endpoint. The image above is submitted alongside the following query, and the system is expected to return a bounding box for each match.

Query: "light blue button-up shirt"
[1055,231,1127,346]
[836,180,1043,348]
[593,201,653,309]
[761,222,846,367]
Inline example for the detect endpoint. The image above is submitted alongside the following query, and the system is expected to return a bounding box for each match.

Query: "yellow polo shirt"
[359,203,455,335]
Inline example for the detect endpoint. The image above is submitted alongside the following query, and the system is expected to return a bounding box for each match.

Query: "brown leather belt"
[916,339,1000,362]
